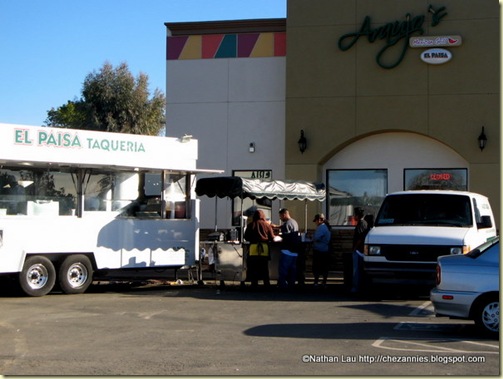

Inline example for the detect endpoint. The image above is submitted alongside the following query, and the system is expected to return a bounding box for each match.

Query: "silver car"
[430,237,499,337]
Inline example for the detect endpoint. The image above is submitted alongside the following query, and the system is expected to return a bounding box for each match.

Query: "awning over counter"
[195,176,326,201]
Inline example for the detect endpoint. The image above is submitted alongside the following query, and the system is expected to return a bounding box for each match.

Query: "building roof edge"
[165,18,286,35]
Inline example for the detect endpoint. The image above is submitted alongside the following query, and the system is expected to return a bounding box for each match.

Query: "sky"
[0,0,287,126]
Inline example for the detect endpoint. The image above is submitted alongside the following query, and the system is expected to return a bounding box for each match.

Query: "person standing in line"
[276,208,300,289]
[244,209,276,288]
[311,213,331,287]
[351,207,369,293]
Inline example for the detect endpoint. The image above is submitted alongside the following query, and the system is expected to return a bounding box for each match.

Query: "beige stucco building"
[166,0,500,232]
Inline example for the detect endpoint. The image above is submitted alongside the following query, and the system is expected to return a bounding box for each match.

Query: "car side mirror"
[477,215,492,229]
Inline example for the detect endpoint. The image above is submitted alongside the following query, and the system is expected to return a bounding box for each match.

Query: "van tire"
[19,256,56,297]
[58,255,93,294]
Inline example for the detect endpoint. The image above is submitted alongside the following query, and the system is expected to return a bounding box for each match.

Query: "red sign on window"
[430,173,452,181]
[405,168,467,191]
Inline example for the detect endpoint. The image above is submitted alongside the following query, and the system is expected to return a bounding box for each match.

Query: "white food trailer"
[0,123,220,296]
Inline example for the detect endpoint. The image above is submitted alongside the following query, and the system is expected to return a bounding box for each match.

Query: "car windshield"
[466,238,499,259]
[375,194,472,227]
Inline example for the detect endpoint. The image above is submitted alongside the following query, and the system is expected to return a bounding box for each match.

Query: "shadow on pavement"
[243,321,478,340]
[83,279,432,302]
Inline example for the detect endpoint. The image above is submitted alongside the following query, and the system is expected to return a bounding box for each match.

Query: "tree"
[45,99,87,129]
[45,62,165,136]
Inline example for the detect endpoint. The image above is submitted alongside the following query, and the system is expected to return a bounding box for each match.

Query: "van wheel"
[19,256,56,297]
[474,295,499,337]
[58,255,93,294]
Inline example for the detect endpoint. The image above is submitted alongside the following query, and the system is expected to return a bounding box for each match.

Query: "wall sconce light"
[478,126,487,151]
[298,130,307,154]
[249,142,255,153]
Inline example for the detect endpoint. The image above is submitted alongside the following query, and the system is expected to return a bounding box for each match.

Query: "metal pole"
[214,196,218,231]
[240,197,244,238]
[304,199,308,232]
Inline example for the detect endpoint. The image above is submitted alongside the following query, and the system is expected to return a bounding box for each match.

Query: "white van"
[363,190,497,287]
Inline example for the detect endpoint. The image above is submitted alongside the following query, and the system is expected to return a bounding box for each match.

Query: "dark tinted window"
[375,194,472,227]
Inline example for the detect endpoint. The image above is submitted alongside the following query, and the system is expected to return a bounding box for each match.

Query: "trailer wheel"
[58,255,93,294]
[19,256,56,297]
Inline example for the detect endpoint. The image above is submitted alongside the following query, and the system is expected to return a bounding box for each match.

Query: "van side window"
[472,198,481,224]
[473,198,493,229]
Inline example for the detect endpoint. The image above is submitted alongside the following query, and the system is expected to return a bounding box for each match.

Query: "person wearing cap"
[312,213,331,287]
[277,208,300,289]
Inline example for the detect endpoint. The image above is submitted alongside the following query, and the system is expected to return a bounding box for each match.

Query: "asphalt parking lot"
[0,278,499,376]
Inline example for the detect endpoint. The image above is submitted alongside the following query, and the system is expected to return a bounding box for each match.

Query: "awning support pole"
[240,197,244,242]
[214,197,218,231]
[304,199,308,232]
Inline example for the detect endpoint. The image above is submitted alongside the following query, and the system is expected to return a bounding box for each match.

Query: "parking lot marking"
[462,340,500,349]
[409,301,434,316]
[374,302,500,355]
[373,337,499,354]
[137,311,166,320]
[374,337,467,353]
[394,321,464,331]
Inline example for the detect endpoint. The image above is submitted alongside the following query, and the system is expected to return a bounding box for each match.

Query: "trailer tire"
[58,255,93,294]
[19,256,56,297]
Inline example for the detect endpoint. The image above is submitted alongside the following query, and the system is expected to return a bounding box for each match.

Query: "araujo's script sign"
[338,5,448,69]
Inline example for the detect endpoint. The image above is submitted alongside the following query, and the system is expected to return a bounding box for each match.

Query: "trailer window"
[83,173,114,211]
[0,168,192,219]
[87,171,155,216]
[0,168,76,216]
[114,172,190,219]
[164,173,189,219]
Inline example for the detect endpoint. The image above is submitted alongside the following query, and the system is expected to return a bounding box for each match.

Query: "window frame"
[403,168,468,191]
[326,168,388,226]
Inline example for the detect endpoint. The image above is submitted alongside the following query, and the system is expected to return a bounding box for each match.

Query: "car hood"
[366,226,469,245]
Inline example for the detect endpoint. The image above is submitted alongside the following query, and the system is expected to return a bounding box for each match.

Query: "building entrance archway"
[324,132,468,192]
[323,132,469,225]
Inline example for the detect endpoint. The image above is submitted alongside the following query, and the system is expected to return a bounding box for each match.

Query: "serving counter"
[195,176,324,285]
[199,239,312,285]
